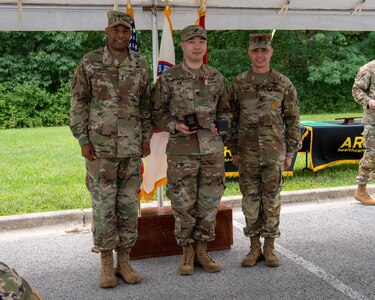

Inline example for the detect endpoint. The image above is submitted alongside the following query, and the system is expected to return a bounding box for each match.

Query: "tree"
[1,29,374,128]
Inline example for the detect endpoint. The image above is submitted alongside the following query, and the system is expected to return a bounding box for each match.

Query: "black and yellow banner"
[300,121,364,172]
[224,120,365,176]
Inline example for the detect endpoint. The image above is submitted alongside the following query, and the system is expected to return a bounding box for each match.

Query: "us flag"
[129,18,138,52]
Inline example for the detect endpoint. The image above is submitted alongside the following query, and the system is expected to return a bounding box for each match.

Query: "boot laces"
[184,248,194,264]
[197,243,216,263]
[200,250,216,263]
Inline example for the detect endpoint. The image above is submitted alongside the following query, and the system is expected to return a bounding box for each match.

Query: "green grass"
[0,113,361,216]
[0,127,90,216]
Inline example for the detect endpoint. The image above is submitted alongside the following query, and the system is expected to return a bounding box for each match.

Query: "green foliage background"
[1,29,374,128]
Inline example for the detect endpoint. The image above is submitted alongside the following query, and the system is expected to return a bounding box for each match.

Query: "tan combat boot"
[115,247,141,284]
[263,238,280,267]
[179,244,195,276]
[195,240,221,273]
[354,184,375,206]
[241,236,264,267]
[99,250,116,288]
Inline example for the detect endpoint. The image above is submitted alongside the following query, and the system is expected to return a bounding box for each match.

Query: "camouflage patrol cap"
[249,33,272,50]
[107,11,132,29]
[180,25,207,42]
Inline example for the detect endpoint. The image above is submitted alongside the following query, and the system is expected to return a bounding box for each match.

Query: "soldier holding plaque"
[152,25,231,276]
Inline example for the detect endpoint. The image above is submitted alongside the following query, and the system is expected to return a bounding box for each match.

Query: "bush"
[0,81,70,129]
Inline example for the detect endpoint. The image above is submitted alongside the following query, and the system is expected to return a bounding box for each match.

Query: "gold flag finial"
[126,0,134,18]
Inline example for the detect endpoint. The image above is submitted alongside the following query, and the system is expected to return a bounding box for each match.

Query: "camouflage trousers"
[356,125,375,185]
[167,152,226,246]
[238,159,283,238]
[85,157,141,252]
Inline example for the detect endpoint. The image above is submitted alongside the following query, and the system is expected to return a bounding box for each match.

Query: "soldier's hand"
[142,142,151,157]
[81,143,97,161]
[283,155,293,170]
[232,154,240,167]
[369,99,375,109]
[210,123,219,136]
[175,123,197,135]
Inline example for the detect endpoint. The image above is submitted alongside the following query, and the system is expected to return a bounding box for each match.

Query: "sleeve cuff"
[78,136,90,147]
[167,121,177,134]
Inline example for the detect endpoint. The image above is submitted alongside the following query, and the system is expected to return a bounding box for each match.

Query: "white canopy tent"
[2,0,375,80]
[1,0,375,31]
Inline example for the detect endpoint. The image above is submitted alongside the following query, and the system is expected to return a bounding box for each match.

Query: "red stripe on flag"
[199,14,208,64]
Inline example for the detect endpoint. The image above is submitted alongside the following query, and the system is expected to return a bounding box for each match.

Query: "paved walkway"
[1,196,375,300]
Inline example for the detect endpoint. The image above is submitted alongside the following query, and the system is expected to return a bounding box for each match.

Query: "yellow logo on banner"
[224,147,232,162]
[338,136,364,153]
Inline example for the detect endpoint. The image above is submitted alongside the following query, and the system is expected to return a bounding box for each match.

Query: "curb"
[1,185,373,232]
[0,209,92,232]
[221,185,375,207]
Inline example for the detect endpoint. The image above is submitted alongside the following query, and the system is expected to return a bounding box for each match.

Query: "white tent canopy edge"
[1,0,375,31]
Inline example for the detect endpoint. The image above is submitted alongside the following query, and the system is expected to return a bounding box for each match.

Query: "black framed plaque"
[184,113,202,131]
[214,120,228,133]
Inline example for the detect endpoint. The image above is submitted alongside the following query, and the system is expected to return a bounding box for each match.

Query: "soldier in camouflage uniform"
[352,61,375,205]
[152,25,232,276]
[0,262,42,300]
[225,34,301,268]
[70,11,152,288]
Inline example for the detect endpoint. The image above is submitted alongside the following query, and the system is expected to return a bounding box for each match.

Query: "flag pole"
[151,1,163,207]
[151,1,159,84]
[155,0,171,208]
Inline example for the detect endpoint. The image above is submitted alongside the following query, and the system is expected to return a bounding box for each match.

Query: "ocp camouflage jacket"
[152,61,232,155]
[225,68,301,163]
[70,45,152,158]
[352,60,375,125]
